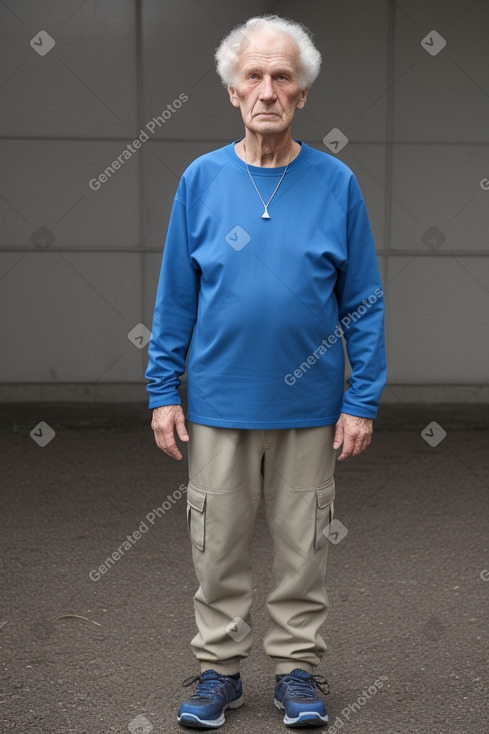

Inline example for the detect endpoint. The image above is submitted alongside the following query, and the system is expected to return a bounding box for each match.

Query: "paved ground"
[1,401,488,734]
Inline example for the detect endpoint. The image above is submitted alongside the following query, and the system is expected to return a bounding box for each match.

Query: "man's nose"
[259,76,277,100]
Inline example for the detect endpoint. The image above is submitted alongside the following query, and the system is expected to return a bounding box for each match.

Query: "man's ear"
[228,85,241,108]
[296,86,309,110]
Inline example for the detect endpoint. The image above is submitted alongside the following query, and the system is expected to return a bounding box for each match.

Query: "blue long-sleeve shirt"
[146,140,387,428]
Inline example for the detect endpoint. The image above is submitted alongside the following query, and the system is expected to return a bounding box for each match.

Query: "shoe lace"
[284,672,330,698]
[181,674,228,700]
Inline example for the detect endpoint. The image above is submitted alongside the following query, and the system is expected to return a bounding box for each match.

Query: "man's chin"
[245,120,288,135]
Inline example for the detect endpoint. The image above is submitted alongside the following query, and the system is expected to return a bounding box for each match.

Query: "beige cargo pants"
[186,422,336,676]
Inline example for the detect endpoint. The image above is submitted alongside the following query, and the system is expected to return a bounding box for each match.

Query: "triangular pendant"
[262,208,271,219]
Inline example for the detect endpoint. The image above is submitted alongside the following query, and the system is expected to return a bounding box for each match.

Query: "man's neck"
[235,132,300,167]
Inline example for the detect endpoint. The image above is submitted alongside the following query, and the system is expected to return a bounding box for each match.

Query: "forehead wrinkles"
[238,51,299,76]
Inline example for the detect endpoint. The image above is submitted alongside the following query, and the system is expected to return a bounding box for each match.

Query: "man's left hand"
[333,413,373,461]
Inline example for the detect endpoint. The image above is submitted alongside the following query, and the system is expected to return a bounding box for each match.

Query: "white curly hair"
[215,15,322,90]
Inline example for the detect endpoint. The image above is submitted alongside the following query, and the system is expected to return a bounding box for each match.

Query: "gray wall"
[1,0,488,404]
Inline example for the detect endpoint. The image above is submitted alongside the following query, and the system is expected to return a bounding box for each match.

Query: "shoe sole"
[178,695,244,729]
[274,698,328,727]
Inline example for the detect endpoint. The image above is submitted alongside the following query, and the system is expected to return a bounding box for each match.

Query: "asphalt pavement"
[1,400,488,734]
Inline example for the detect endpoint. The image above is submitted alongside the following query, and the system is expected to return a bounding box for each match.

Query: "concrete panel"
[385,255,489,383]
[389,144,489,251]
[392,0,489,142]
[0,251,146,382]
[0,0,137,137]
[0,141,139,249]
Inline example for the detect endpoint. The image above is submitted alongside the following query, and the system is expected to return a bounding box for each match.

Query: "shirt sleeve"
[334,175,387,419]
[145,179,200,409]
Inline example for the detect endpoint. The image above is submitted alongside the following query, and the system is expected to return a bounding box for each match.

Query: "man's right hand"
[151,404,189,461]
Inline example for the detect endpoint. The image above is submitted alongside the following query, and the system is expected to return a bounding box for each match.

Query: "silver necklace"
[244,144,292,219]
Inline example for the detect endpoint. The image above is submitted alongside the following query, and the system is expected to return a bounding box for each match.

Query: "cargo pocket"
[186,483,206,551]
[314,476,335,550]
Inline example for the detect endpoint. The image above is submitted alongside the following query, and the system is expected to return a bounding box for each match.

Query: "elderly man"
[146,14,386,729]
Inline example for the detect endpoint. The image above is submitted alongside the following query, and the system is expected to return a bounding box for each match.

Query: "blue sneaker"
[177,669,244,728]
[274,668,329,727]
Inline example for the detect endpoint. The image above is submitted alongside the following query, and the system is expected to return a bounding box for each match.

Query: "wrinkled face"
[228,27,308,135]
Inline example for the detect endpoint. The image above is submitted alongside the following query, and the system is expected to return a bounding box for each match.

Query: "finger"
[154,426,183,461]
[162,427,182,460]
[332,421,344,450]
[175,413,189,442]
[349,438,364,458]
[337,432,355,461]
[343,431,371,459]
[162,439,183,461]
[356,432,372,456]
[168,446,183,461]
